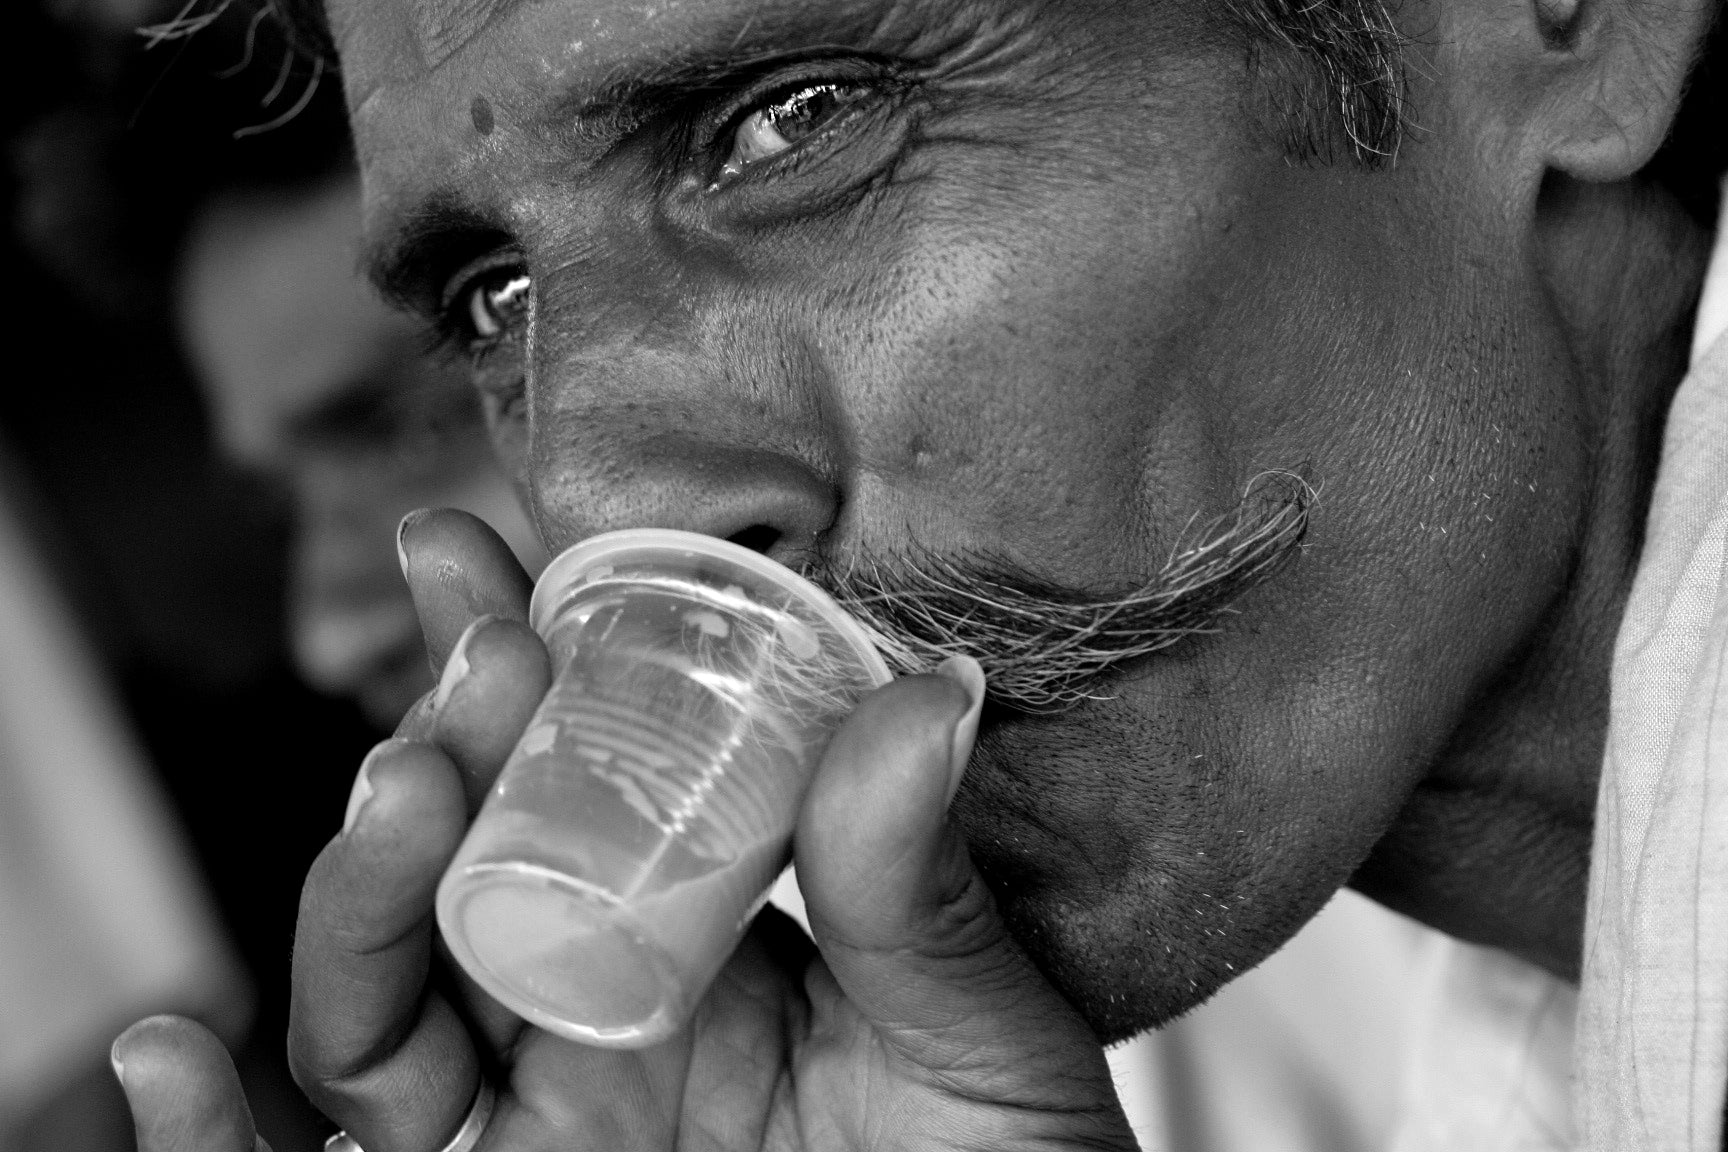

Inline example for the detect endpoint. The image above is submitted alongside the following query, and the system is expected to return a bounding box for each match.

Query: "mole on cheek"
[471,95,495,135]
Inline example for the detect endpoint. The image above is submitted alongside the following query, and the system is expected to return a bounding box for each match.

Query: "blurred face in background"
[177,172,548,728]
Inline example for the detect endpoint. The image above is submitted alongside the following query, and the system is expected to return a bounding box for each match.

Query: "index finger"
[392,509,541,750]
[398,508,535,671]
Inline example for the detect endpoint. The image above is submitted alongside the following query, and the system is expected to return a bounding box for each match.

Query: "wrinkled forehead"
[326,0,969,224]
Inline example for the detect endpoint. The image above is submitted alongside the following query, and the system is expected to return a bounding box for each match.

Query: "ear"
[1522,0,1719,181]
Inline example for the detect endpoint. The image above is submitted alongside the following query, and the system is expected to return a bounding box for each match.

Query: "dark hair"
[255,0,338,66]
[13,0,352,317]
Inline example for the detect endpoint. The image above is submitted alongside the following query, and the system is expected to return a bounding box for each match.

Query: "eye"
[462,267,532,344]
[719,83,868,180]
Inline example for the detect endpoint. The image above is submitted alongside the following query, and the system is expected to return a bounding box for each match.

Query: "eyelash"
[701,66,899,186]
[430,257,529,365]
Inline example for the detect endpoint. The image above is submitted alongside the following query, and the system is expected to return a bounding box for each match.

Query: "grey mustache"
[815,470,1315,713]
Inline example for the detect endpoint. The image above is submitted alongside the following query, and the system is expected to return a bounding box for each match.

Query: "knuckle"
[286,1013,359,1090]
[286,1003,407,1093]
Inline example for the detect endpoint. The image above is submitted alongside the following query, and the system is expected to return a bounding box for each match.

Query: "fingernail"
[396,509,429,578]
[434,615,493,712]
[108,1038,124,1086]
[934,655,985,806]
[342,742,394,835]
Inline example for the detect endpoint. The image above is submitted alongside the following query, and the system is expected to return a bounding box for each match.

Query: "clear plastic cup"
[435,529,891,1048]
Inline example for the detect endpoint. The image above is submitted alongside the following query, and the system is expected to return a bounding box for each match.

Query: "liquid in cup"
[435,530,891,1047]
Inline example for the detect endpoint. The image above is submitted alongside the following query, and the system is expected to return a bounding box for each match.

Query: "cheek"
[1217,172,1588,730]
[793,140,1259,580]
[912,166,1588,1029]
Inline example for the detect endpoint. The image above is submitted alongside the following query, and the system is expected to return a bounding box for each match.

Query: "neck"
[1349,175,1711,981]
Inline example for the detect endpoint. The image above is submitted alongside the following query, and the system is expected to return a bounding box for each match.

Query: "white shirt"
[1574,177,1728,1151]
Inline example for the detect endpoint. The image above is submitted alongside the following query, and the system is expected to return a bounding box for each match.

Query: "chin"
[986,866,1267,1043]
[952,700,1331,1043]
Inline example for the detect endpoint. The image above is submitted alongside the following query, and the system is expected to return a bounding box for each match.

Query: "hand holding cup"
[113,510,1138,1152]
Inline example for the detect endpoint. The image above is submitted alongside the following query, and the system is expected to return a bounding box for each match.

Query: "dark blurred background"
[2,3,375,1147]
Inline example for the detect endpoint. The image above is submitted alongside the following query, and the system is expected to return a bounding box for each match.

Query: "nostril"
[726,525,782,555]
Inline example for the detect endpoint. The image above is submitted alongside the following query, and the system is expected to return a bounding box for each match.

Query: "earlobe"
[1536,0,1716,182]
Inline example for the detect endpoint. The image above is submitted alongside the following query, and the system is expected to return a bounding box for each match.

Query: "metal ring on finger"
[323,1076,496,1152]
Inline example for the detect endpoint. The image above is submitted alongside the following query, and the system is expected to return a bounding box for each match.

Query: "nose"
[528,420,841,568]
[517,180,847,567]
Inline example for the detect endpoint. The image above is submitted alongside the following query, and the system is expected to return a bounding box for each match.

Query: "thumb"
[111,1016,270,1152]
[795,658,1112,1098]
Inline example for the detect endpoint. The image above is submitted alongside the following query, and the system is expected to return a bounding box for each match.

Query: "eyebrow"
[361,48,802,314]
[362,3,926,313]
[364,193,510,318]
[567,36,869,138]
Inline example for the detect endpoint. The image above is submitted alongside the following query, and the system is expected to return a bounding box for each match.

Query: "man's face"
[332,0,1591,1033]
[179,176,547,729]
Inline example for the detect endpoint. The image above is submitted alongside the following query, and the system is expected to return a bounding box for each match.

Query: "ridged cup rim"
[528,528,893,687]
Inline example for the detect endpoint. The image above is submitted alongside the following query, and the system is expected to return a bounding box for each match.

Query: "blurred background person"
[5,3,543,1147]
[176,166,548,731]
[5,2,379,1146]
